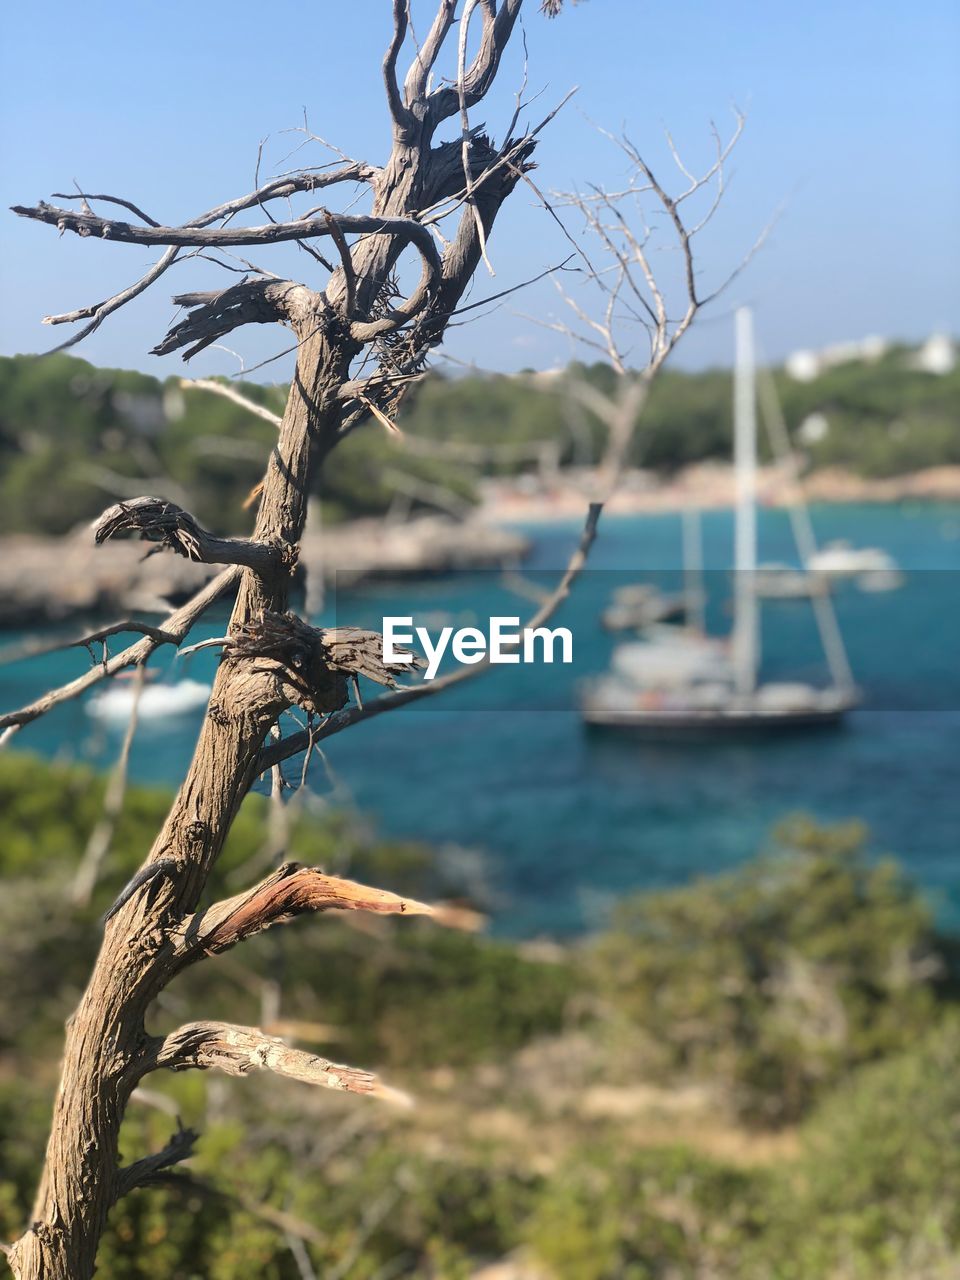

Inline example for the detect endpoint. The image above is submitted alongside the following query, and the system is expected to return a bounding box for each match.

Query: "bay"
[3,501,958,936]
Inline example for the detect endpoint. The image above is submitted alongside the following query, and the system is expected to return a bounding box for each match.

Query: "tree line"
[1,342,956,536]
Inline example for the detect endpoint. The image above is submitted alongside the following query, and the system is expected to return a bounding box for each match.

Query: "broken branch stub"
[145,1021,411,1106]
[176,863,438,961]
[151,278,323,361]
[114,1123,199,1200]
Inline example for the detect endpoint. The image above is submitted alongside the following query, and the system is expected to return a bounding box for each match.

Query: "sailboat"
[579,308,860,736]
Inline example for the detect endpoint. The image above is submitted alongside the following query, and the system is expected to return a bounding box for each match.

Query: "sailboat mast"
[681,507,706,634]
[733,307,758,696]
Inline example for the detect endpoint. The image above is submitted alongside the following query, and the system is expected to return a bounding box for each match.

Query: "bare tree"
[1,6,746,1276]
[535,111,757,497]
[1,5,557,1275]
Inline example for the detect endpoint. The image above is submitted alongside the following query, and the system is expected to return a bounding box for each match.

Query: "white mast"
[681,507,705,635]
[733,307,758,696]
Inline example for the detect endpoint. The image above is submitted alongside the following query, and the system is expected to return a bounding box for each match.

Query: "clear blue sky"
[2,0,957,379]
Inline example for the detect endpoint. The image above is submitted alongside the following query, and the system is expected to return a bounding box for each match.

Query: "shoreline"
[0,516,529,629]
[2,468,957,626]
[477,464,960,524]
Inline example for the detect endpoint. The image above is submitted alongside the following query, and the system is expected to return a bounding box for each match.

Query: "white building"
[785,335,889,382]
[911,333,956,375]
[786,332,956,381]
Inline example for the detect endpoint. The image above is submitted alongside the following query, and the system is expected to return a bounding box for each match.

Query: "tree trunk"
[9,322,345,1280]
[6,5,539,1273]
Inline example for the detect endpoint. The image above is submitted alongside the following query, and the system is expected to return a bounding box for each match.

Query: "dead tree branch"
[0,568,238,731]
[152,279,322,360]
[383,0,411,130]
[71,663,147,908]
[0,622,178,669]
[524,112,754,496]
[27,165,376,353]
[180,378,282,427]
[548,110,749,376]
[114,1122,199,1201]
[94,497,288,574]
[173,863,441,963]
[142,1022,410,1106]
[12,201,440,276]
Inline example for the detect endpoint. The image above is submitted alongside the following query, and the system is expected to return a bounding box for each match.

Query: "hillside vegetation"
[1,343,957,535]
[2,753,959,1277]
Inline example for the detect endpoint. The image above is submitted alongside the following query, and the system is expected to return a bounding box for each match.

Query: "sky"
[1,0,958,381]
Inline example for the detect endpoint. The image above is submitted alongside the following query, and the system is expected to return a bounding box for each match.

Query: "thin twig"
[0,568,239,731]
[71,663,147,907]
[180,378,282,427]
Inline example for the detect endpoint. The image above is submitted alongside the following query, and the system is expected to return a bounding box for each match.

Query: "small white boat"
[808,541,904,591]
[87,678,211,723]
[808,540,897,575]
[601,584,687,632]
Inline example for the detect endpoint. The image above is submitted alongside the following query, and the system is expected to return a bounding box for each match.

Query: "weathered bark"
[7,6,543,1277]
[143,1022,410,1106]
[94,496,288,573]
[174,864,440,960]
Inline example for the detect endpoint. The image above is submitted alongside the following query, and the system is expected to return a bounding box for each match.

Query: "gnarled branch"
[174,862,439,962]
[427,0,523,127]
[114,1123,199,1201]
[404,0,457,103]
[15,202,443,344]
[94,497,286,573]
[12,201,439,262]
[143,1021,410,1105]
[383,0,411,130]
[32,164,378,350]
[220,611,424,718]
[151,279,322,360]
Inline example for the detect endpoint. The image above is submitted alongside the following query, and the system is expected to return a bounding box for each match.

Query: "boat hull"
[582,704,853,738]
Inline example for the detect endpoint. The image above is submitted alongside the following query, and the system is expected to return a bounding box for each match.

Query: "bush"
[525,1143,761,1280]
[588,816,943,1123]
[739,1016,960,1278]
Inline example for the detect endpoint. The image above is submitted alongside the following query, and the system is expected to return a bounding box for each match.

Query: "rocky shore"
[2,463,956,627]
[0,517,529,628]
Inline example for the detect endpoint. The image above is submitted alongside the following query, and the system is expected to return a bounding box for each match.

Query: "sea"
[3,501,959,937]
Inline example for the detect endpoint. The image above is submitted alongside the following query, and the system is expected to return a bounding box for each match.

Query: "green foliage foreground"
[0,754,957,1277]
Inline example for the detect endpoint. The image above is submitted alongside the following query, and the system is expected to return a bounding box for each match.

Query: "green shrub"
[525,1143,761,1280]
[738,1016,960,1278]
[588,816,943,1123]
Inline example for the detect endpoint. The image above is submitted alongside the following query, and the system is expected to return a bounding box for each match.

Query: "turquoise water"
[3,502,959,936]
